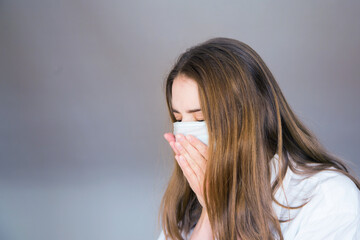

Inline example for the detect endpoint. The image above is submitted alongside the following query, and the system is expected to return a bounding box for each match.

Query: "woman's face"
[171,74,204,122]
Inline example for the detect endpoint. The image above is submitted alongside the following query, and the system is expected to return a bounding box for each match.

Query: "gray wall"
[0,1,359,239]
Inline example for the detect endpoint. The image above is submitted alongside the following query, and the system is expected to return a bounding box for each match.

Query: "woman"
[157,38,360,240]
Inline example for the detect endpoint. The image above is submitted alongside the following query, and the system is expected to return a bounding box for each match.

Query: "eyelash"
[175,120,204,122]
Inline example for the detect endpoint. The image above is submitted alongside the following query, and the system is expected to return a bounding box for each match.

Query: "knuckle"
[175,142,184,152]
[181,139,190,148]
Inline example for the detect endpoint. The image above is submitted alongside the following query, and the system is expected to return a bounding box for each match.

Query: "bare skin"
[163,74,213,239]
[163,133,213,240]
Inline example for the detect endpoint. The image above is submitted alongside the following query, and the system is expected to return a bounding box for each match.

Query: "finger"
[176,155,201,195]
[175,134,206,174]
[185,134,209,160]
[175,154,206,208]
[163,132,176,142]
[170,141,180,155]
[175,140,205,178]
[163,133,180,155]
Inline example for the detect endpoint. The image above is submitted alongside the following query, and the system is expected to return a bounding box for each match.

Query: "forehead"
[171,74,200,110]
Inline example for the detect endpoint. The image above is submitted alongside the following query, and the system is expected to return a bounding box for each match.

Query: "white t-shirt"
[157,154,360,239]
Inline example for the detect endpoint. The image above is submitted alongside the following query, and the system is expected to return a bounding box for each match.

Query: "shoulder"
[157,229,193,240]
[303,169,360,217]
[285,169,360,239]
[157,230,165,240]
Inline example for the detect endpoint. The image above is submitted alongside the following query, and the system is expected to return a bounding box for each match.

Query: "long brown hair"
[158,37,360,240]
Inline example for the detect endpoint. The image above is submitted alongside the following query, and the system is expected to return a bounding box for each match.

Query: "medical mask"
[173,121,209,146]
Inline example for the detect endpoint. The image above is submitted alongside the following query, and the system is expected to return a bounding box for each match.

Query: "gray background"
[0,1,359,239]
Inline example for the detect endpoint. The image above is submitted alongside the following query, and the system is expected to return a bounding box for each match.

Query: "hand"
[163,132,209,208]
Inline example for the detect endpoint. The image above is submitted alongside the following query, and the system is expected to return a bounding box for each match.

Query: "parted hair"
[158,37,360,240]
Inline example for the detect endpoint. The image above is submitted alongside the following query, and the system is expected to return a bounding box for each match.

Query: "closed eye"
[175,120,204,122]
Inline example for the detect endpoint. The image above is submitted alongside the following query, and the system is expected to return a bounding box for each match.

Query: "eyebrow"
[172,108,202,114]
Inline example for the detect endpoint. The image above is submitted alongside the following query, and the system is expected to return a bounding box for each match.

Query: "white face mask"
[173,121,209,146]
